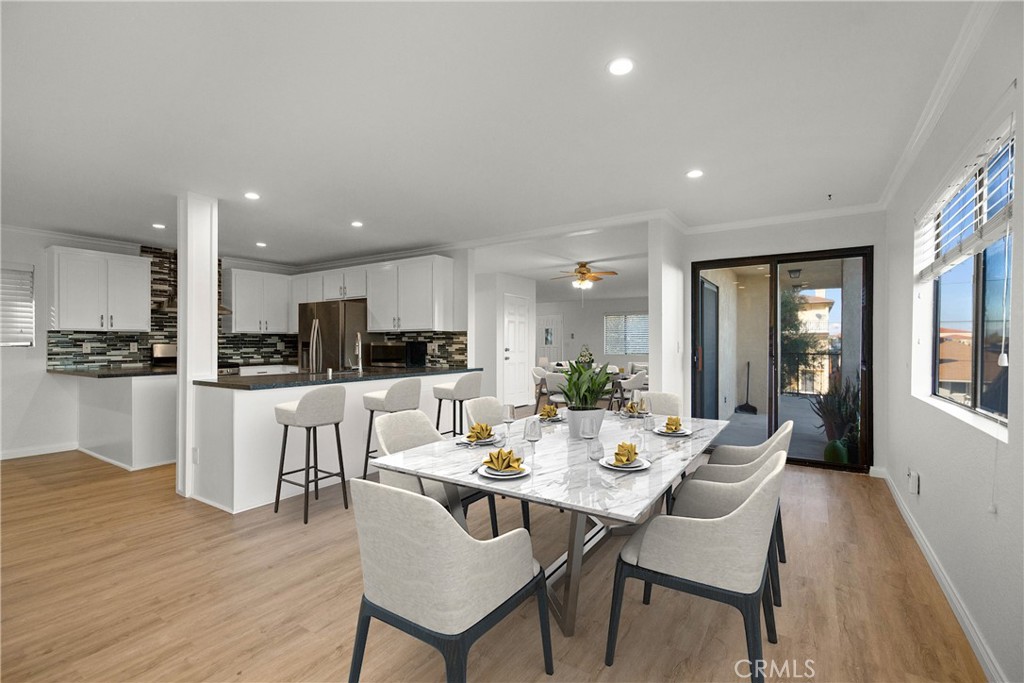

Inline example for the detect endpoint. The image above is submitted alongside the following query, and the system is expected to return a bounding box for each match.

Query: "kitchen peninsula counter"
[194,366,480,390]
[48,364,177,378]
[192,366,481,513]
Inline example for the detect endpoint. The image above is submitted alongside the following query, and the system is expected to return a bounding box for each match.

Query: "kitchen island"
[192,366,482,513]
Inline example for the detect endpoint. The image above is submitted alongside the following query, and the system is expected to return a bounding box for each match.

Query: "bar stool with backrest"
[433,372,483,436]
[375,409,501,538]
[362,377,421,479]
[611,370,647,411]
[273,384,349,524]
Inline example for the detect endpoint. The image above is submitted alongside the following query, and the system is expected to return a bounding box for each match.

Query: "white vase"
[566,407,605,439]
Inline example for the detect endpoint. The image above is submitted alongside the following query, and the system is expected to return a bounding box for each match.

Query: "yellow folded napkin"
[664,416,682,433]
[625,401,640,414]
[483,448,524,472]
[466,422,493,442]
[614,442,638,466]
[540,404,558,419]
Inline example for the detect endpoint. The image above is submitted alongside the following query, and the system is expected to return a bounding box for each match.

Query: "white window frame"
[603,312,649,356]
[1,262,36,347]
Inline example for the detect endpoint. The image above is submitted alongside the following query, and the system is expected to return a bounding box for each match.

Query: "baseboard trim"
[190,493,235,514]
[868,465,888,479]
[79,448,134,471]
[1,442,80,460]
[880,473,1007,682]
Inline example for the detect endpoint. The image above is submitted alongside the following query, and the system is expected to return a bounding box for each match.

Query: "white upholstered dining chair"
[605,453,786,683]
[374,409,501,538]
[639,390,679,416]
[464,396,533,534]
[348,479,553,683]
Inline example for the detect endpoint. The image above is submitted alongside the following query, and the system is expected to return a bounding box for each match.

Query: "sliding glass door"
[692,247,873,471]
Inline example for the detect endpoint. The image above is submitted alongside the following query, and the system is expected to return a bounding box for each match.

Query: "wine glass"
[524,418,542,462]
[502,403,516,440]
[580,416,601,461]
[643,414,657,431]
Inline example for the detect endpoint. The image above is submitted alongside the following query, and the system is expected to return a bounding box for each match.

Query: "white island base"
[193,370,477,513]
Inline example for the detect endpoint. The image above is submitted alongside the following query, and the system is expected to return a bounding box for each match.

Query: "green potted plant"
[563,361,612,438]
[810,377,860,465]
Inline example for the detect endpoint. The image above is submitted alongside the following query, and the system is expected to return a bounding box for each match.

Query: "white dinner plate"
[653,427,691,437]
[478,464,531,480]
[599,456,651,472]
[460,435,499,446]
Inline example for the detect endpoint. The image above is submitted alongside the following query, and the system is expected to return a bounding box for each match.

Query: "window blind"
[917,129,1015,283]
[603,313,649,355]
[1,263,36,347]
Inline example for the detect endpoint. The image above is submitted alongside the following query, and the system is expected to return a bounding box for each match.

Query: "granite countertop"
[194,366,482,391]
[48,365,178,379]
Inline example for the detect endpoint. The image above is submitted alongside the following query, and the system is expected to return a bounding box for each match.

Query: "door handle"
[504,356,510,360]
[505,347,510,352]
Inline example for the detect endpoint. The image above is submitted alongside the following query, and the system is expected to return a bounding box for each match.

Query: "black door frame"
[690,246,874,473]
[695,277,720,420]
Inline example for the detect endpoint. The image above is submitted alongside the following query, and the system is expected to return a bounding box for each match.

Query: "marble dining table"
[371,410,728,636]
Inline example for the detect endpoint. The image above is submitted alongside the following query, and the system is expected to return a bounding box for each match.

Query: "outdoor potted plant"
[811,377,860,465]
[563,361,612,438]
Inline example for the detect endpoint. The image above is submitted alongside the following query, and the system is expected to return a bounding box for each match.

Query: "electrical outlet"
[82,342,91,354]
[908,471,920,495]
[130,342,138,353]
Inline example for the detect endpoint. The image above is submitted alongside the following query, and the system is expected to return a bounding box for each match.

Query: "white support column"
[176,192,218,496]
[647,218,689,405]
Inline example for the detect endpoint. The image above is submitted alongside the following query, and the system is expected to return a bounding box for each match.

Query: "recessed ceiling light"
[567,228,601,238]
[152,223,165,229]
[351,221,363,228]
[244,192,260,200]
[607,58,634,76]
[757,266,766,270]
[256,242,267,247]
[686,169,704,179]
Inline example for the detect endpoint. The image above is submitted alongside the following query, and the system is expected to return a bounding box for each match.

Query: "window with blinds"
[603,313,649,355]
[1,264,36,347]
[918,121,1014,421]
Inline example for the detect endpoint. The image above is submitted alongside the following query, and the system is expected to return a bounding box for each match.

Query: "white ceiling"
[474,223,648,303]
[2,2,970,265]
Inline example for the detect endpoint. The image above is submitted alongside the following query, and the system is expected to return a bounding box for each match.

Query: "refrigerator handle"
[314,319,322,373]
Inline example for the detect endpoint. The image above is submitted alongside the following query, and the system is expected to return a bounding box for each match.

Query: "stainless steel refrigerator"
[298,300,370,373]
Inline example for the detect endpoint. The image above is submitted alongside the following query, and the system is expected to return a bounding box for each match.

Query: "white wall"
[882,5,1022,680]
[735,273,770,412]
[535,296,648,370]
[472,272,536,403]
[0,226,139,458]
[647,219,687,397]
[698,269,737,418]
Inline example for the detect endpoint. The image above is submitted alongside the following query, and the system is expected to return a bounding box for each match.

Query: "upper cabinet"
[322,266,367,300]
[223,269,291,334]
[46,247,152,332]
[366,255,453,332]
[289,274,324,333]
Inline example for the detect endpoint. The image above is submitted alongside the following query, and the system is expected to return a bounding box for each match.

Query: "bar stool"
[273,385,348,524]
[433,372,483,436]
[610,370,647,411]
[362,377,421,479]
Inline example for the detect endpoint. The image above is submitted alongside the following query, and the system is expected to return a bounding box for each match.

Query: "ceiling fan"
[551,262,618,289]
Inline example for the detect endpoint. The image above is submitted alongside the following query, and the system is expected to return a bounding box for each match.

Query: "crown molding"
[877,2,1000,209]
[297,209,687,272]
[682,202,885,236]
[1,223,141,251]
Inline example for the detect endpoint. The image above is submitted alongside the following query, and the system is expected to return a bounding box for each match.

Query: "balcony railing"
[780,352,841,396]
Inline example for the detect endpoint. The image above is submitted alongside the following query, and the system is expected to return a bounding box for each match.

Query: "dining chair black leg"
[334,423,349,509]
[642,581,653,605]
[303,427,311,524]
[435,399,443,430]
[775,507,787,563]
[274,426,288,513]
[487,495,499,538]
[312,426,320,500]
[441,642,469,683]
[762,578,778,644]
[740,595,765,683]
[604,560,628,666]
[362,411,375,479]
[520,500,531,532]
[451,400,457,435]
[664,489,673,514]
[768,533,782,607]
[348,602,372,683]
[535,574,554,675]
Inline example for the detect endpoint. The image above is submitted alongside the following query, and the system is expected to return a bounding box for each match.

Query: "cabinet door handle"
[110,315,114,328]
[392,316,396,328]
[100,314,104,328]
[343,285,347,297]
[340,286,344,297]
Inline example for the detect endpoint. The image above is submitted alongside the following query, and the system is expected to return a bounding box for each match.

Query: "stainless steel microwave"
[370,341,427,368]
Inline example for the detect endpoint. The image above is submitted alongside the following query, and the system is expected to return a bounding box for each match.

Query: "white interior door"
[502,293,531,406]
[537,314,563,365]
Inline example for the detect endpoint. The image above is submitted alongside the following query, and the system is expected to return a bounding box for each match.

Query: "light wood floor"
[2,451,983,682]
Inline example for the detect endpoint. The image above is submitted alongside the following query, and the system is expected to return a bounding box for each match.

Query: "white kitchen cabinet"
[366,256,453,332]
[224,269,291,334]
[46,247,152,332]
[288,274,324,333]
[322,267,367,300]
